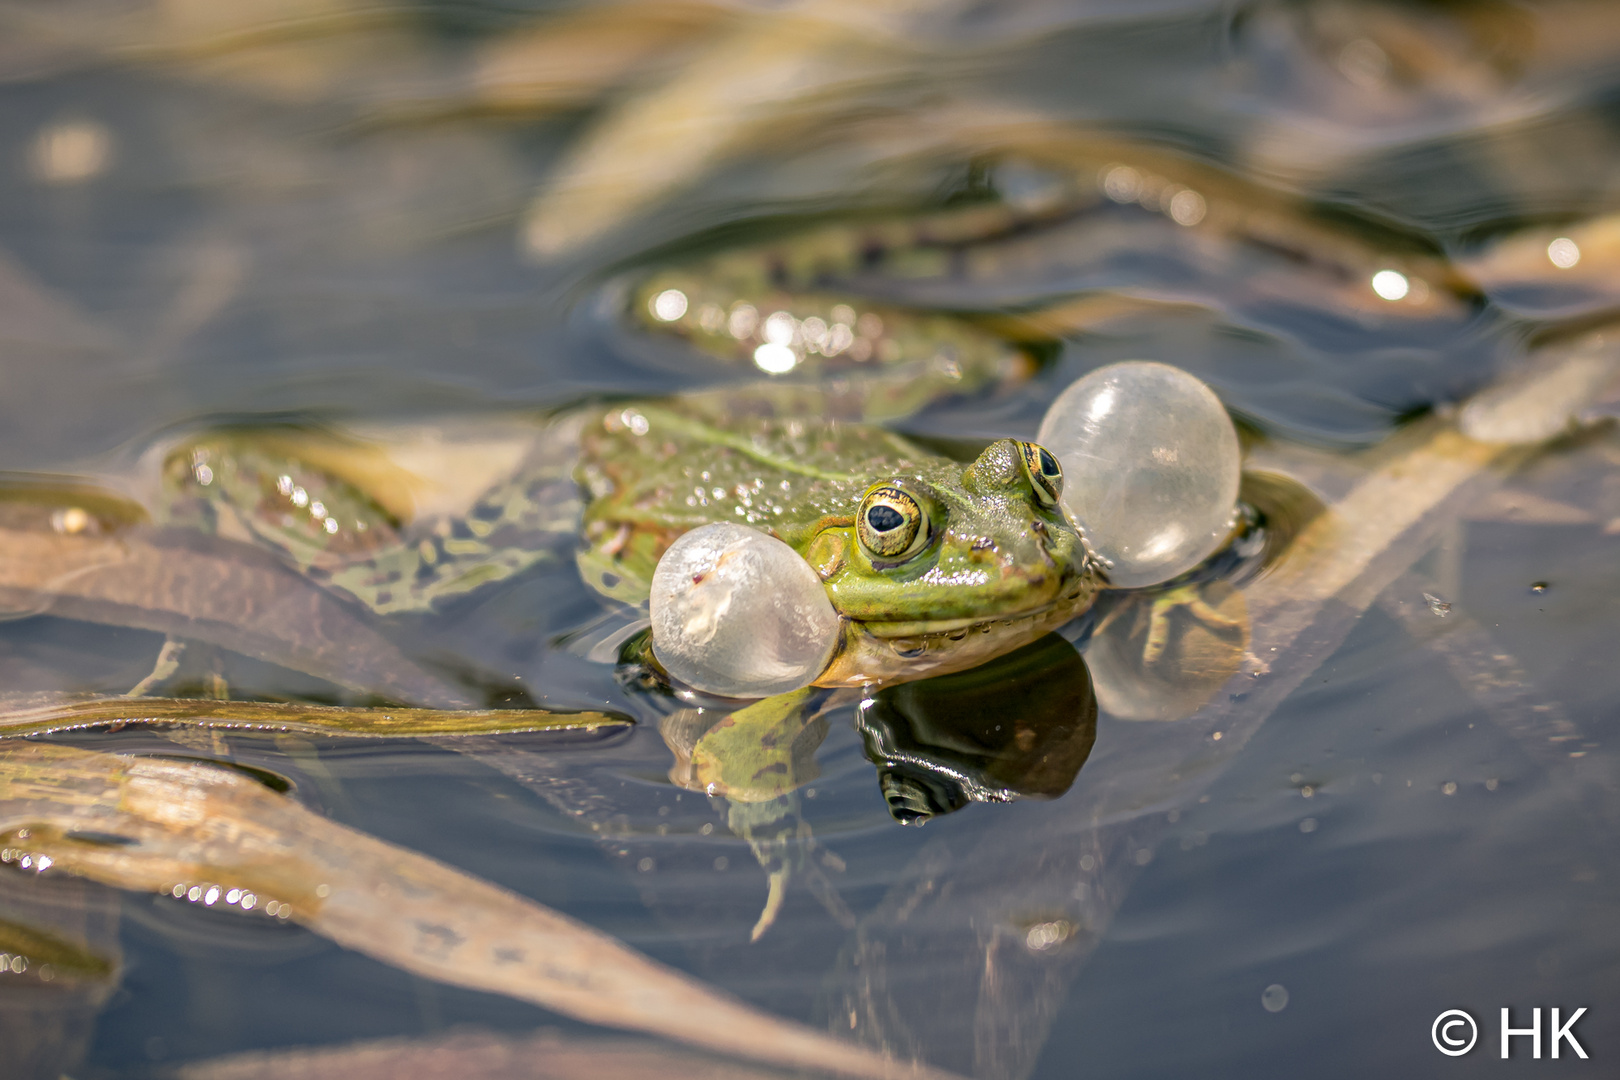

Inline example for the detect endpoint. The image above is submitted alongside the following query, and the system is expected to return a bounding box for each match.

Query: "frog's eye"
[856,485,929,562]
[1018,441,1064,508]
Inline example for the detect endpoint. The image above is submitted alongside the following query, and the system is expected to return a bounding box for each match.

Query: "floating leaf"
[0,695,630,741]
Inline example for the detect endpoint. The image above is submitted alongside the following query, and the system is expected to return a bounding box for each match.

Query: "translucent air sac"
[1037,361,1240,589]
[650,522,841,697]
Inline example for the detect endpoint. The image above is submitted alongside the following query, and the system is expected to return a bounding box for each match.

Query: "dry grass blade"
[0,743,958,1080]
[0,695,630,740]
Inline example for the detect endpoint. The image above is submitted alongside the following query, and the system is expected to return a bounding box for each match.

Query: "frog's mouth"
[853,587,1087,640]
[814,577,1099,688]
[858,609,1055,639]
[842,556,1096,640]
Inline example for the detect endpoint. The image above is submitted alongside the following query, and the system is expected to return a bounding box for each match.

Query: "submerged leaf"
[0,524,472,707]
[0,743,955,1080]
[178,1027,801,1080]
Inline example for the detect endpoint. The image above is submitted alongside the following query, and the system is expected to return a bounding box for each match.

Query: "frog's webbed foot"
[1086,579,1250,721]
[1141,584,1245,666]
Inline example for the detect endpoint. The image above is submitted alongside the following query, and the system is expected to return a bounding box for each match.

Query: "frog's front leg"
[726,796,806,942]
[663,688,853,940]
[725,795,854,942]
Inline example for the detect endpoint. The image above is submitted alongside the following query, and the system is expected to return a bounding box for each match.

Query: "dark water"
[1,1,1618,1077]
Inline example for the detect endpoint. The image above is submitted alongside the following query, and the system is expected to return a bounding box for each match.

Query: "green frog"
[148,265,1114,936]
[161,280,1101,690]
[151,220,1242,938]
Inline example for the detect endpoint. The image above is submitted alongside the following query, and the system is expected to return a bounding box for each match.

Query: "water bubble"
[1037,361,1240,588]
[727,304,758,339]
[1024,920,1075,952]
[650,522,840,697]
[697,303,726,333]
[1261,984,1290,1012]
[826,322,854,354]
[51,507,91,534]
[753,342,798,374]
[1547,237,1581,269]
[1168,188,1206,226]
[1371,269,1410,301]
[650,289,688,322]
[1101,164,1142,203]
[30,119,112,184]
[763,311,797,345]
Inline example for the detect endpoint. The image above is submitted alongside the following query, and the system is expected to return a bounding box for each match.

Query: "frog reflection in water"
[159,208,1245,937]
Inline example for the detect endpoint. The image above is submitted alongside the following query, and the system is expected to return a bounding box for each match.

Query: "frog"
[159,282,1101,687]
[148,213,1247,938]
[574,396,1099,687]
[145,271,1115,935]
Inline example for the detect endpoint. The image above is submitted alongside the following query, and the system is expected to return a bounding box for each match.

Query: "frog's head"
[807,439,1092,643]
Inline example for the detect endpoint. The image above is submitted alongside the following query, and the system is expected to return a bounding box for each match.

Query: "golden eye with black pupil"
[1018,441,1064,508]
[856,485,928,561]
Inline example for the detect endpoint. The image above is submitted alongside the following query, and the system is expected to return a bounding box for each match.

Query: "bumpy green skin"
[580,395,1085,609]
[163,394,1098,689]
[578,393,1099,687]
[163,429,581,616]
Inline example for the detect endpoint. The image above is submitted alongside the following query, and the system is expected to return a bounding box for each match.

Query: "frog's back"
[575,393,939,604]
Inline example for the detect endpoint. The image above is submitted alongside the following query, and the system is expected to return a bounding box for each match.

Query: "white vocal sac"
[650,522,841,697]
[1037,360,1241,589]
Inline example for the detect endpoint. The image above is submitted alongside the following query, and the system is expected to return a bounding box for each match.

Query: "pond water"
[1,1,1618,1077]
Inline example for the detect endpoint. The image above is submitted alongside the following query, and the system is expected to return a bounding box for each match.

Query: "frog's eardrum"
[1037,361,1240,589]
[650,523,840,697]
